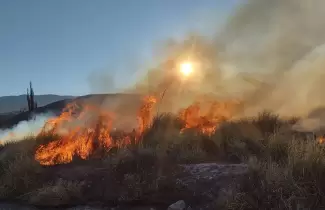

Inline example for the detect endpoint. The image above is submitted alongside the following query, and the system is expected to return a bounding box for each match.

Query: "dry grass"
[0,110,324,209]
[226,140,325,210]
[26,179,85,206]
[0,153,43,198]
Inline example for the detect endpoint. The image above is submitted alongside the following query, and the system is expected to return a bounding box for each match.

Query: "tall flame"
[34,94,239,165]
[35,104,114,165]
[35,96,157,165]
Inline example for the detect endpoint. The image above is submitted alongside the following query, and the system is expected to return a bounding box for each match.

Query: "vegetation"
[0,111,323,209]
[27,81,37,112]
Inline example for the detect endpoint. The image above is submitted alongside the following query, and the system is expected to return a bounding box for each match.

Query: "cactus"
[27,81,37,112]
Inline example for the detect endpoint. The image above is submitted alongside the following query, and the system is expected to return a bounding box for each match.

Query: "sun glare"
[180,62,193,77]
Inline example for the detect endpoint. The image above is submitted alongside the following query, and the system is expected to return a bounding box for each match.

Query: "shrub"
[226,139,325,210]
[253,111,282,137]
[0,154,43,198]
[0,136,36,165]
[141,113,183,148]
[26,179,85,206]
[35,132,60,146]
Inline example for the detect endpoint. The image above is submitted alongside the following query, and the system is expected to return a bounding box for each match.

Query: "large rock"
[167,200,186,210]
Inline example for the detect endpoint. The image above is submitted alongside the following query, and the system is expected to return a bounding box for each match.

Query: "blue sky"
[0,0,240,96]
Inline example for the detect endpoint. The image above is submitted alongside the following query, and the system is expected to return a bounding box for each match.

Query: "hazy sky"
[0,0,240,96]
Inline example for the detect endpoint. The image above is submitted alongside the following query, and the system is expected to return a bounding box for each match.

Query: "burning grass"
[34,96,157,165]
[34,95,239,166]
[1,98,325,209]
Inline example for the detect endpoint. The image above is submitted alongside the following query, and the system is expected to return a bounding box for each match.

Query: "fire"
[318,136,325,144]
[35,104,114,165]
[178,100,239,135]
[137,96,157,137]
[35,96,157,165]
[34,93,238,165]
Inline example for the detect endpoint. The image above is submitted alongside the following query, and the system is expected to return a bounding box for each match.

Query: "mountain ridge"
[0,94,75,114]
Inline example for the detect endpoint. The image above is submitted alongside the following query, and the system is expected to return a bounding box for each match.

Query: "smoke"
[84,0,325,132]
[88,70,117,94]
[216,0,325,131]
[129,0,325,131]
[0,113,54,144]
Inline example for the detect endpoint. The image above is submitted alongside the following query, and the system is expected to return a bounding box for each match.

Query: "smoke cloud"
[218,0,325,116]
[216,0,325,132]
[64,0,325,133]
[121,0,325,132]
[0,113,54,144]
[88,70,117,94]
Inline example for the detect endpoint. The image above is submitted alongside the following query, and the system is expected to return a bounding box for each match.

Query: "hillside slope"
[0,94,75,114]
[0,94,142,129]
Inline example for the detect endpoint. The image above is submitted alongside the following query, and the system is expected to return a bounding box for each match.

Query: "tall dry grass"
[0,110,322,209]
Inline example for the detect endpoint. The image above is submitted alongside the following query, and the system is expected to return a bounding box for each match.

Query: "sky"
[0,0,241,96]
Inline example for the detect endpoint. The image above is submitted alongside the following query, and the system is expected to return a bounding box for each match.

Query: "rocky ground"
[0,163,248,210]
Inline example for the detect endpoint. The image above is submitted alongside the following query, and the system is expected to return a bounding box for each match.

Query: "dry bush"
[0,153,43,198]
[0,136,37,164]
[34,132,60,146]
[0,133,58,200]
[139,111,288,164]
[226,139,325,210]
[141,113,183,147]
[209,120,264,162]
[140,113,211,163]
[0,133,58,166]
[104,146,187,205]
[265,132,291,163]
[26,178,85,206]
[253,111,282,137]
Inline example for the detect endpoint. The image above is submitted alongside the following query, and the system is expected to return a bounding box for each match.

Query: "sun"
[180,62,193,77]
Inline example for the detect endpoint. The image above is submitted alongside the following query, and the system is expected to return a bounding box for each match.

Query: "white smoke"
[0,113,55,144]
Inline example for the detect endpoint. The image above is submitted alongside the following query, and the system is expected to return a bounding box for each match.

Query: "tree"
[27,81,37,112]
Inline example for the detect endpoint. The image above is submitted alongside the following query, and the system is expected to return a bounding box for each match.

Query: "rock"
[167,200,186,210]
[0,203,39,210]
[178,163,248,209]
[66,206,107,210]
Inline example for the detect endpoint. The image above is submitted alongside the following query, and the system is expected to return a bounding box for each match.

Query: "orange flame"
[35,96,157,165]
[34,94,239,165]
[137,96,157,136]
[35,104,114,165]
[178,100,239,135]
[318,136,325,144]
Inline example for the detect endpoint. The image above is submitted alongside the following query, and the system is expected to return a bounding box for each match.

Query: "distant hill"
[0,94,143,129]
[0,94,75,114]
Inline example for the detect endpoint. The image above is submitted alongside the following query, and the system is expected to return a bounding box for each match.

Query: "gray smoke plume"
[84,0,325,133]
[217,0,325,132]
[128,0,325,131]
